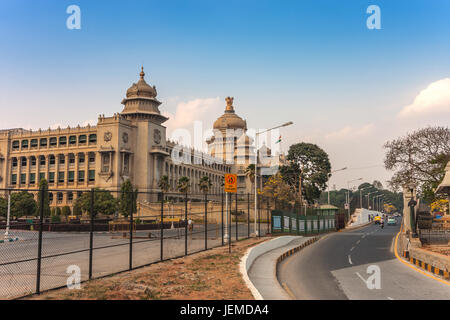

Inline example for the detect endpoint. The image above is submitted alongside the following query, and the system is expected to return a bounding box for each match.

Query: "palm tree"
[177,176,190,194]
[245,164,256,182]
[158,175,170,193]
[198,176,212,194]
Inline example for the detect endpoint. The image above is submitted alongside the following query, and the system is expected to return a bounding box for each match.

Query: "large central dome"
[213,97,247,130]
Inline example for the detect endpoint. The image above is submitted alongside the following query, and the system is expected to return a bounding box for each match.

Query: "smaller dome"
[126,67,157,98]
[237,133,253,146]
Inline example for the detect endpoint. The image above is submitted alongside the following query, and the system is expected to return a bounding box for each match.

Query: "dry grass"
[27,237,269,300]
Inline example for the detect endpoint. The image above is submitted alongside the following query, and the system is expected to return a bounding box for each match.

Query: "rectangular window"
[89,153,95,163]
[102,153,110,173]
[12,141,19,150]
[59,136,67,146]
[39,156,45,166]
[21,140,29,149]
[11,174,17,185]
[69,156,75,164]
[31,157,36,166]
[79,135,87,144]
[49,137,57,147]
[31,139,38,148]
[40,138,47,147]
[50,156,55,165]
[21,157,27,167]
[39,172,45,182]
[79,155,85,163]
[68,171,74,182]
[49,172,55,183]
[78,171,85,182]
[20,173,26,184]
[88,170,95,182]
[30,173,36,184]
[89,134,97,144]
[58,172,64,183]
[69,136,76,145]
[59,156,65,165]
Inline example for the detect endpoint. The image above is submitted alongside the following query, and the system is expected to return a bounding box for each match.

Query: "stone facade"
[0,68,232,207]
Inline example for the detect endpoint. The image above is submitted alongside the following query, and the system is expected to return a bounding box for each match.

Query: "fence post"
[185,192,188,256]
[35,188,44,294]
[88,188,94,280]
[258,196,261,238]
[247,193,250,239]
[235,192,238,241]
[160,192,164,261]
[221,192,224,246]
[267,197,270,235]
[129,191,134,271]
[228,193,231,253]
[204,193,207,251]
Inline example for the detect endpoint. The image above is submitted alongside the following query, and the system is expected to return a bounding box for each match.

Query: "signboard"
[273,216,281,230]
[224,174,237,193]
[284,216,290,232]
[291,217,297,231]
[299,220,305,232]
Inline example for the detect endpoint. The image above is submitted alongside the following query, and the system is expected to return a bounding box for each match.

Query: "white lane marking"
[387,297,394,300]
[362,234,366,238]
[356,272,365,283]
[356,240,361,244]
[350,246,355,251]
[348,254,353,265]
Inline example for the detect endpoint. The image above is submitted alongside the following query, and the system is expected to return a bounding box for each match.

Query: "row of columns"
[10,152,96,188]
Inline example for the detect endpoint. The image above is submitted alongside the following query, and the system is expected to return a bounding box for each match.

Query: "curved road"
[278,219,450,300]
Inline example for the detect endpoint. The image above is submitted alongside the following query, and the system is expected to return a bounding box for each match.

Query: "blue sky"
[1,0,449,189]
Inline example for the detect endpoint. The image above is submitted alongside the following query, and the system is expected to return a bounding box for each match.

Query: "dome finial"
[225,96,234,113]
[140,66,145,79]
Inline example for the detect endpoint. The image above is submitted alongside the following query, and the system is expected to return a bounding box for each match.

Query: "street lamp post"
[346,178,362,220]
[366,191,378,210]
[254,121,293,236]
[4,190,11,240]
[359,186,371,209]
[327,167,347,204]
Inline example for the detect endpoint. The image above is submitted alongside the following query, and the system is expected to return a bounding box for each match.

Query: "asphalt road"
[278,218,450,300]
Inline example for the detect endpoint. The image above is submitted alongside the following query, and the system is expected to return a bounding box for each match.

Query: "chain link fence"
[0,188,271,299]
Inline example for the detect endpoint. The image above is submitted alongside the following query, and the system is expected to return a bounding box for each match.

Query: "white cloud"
[324,123,375,140]
[163,97,222,133]
[399,78,450,117]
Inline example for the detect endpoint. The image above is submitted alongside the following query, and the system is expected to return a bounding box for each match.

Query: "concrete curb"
[342,221,373,232]
[276,236,320,264]
[239,236,300,300]
[401,248,450,279]
[0,237,19,243]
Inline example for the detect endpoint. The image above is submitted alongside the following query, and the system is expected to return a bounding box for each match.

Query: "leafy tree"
[286,143,331,204]
[36,179,51,217]
[74,188,118,217]
[158,175,170,193]
[177,176,190,194]
[261,173,294,209]
[73,202,82,216]
[55,207,62,216]
[9,191,37,217]
[119,180,138,218]
[61,206,71,216]
[245,164,256,183]
[384,126,450,202]
[198,176,212,194]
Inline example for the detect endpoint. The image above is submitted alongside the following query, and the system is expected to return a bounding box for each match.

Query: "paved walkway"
[247,236,313,300]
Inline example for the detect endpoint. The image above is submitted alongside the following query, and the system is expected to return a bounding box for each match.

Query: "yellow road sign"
[224,174,237,193]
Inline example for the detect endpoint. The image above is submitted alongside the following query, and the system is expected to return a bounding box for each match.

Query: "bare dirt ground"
[26,237,269,300]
